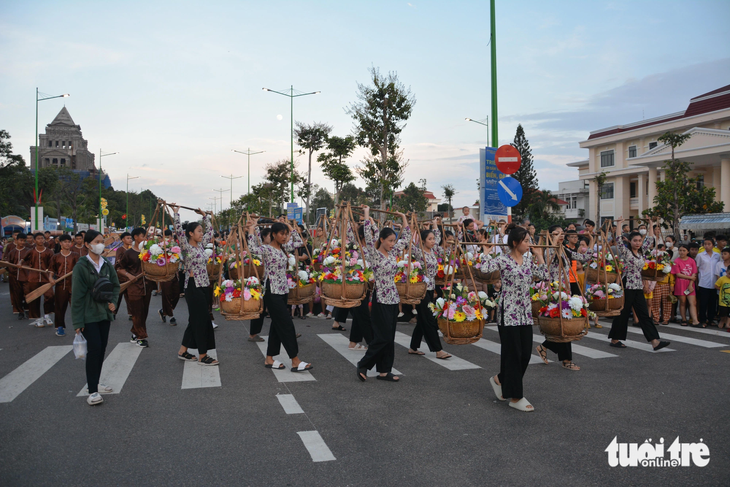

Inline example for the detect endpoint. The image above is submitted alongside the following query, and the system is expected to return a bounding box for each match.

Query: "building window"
[630,182,637,198]
[68,141,72,149]
[628,145,637,158]
[646,180,649,195]
[571,197,577,209]
[60,158,66,166]
[696,175,704,190]
[649,141,658,150]
[44,158,50,166]
[55,141,59,147]
[601,182,614,199]
[52,158,58,165]
[62,141,66,149]
[600,150,614,168]
[47,140,52,147]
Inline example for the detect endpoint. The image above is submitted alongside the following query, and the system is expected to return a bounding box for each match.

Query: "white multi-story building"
[555,178,590,223]
[570,84,730,228]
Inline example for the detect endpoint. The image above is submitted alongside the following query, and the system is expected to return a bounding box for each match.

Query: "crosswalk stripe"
[77,342,143,396]
[471,336,546,365]
[624,327,725,348]
[317,333,403,377]
[662,323,730,338]
[181,349,221,389]
[276,394,304,414]
[297,431,336,462]
[581,332,675,353]
[256,336,315,382]
[483,326,619,359]
[0,346,72,403]
[393,331,481,370]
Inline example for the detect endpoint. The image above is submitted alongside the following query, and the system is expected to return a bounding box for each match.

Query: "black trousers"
[250,303,268,336]
[542,340,572,361]
[349,292,373,344]
[609,288,660,342]
[181,278,216,355]
[333,307,350,323]
[697,286,718,323]
[84,320,110,395]
[357,294,398,373]
[264,284,299,359]
[497,325,533,400]
[410,292,443,352]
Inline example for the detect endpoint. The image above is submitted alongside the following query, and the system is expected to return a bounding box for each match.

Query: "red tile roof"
[588,84,730,140]
[394,190,437,200]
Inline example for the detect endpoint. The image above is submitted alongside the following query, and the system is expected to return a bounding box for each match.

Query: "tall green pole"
[34,88,39,232]
[290,85,294,202]
[490,0,498,147]
[99,148,103,232]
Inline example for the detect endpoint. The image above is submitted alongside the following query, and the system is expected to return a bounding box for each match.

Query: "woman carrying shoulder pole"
[71,230,120,406]
[356,207,410,382]
[172,205,218,366]
[479,227,547,412]
[608,217,670,351]
[246,217,312,372]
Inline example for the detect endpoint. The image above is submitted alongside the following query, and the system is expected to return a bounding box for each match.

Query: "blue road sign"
[497,176,523,207]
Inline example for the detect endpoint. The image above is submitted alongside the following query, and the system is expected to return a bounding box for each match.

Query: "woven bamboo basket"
[585,268,620,284]
[531,301,542,326]
[641,267,665,282]
[229,266,239,280]
[206,263,221,280]
[220,296,262,321]
[141,260,179,282]
[243,264,265,279]
[288,283,316,305]
[437,317,484,345]
[589,295,625,313]
[396,281,427,305]
[537,316,589,342]
[473,269,500,284]
[321,281,367,308]
[312,262,322,272]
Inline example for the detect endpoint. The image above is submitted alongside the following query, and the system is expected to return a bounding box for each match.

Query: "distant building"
[393,189,442,212]
[572,85,730,227]
[555,178,590,223]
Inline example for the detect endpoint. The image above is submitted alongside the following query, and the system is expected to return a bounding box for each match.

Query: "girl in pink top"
[671,244,699,326]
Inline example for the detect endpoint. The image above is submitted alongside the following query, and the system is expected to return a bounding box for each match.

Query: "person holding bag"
[71,230,120,406]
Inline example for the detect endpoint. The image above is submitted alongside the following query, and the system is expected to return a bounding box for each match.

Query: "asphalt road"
[0,284,728,486]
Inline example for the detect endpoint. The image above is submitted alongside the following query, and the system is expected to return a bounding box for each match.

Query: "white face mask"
[666,242,673,249]
[639,229,647,235]
[90,243,105,255]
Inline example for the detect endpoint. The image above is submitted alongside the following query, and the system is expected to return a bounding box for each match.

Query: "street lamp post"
[34,89,69,231]
[465,117,489,146]
[262,86,320,201]
[126,174,139,230]
[232,148,265,194]
[98,150,118,232]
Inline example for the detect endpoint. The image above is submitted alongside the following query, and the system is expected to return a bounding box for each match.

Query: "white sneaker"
[44,314,54,326]
[87,383,113,394]
[87,392,103,405]
[411,309,417,315]
[212,321,219,330]
[397,312,404,318]
[30,319,45,328]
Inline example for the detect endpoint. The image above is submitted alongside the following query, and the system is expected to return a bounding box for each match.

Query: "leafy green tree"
[643,131,723,239]
[309,187,334,223]
[442,184,456,222]
[592,171,607,227]
[339,183,366,206]
[394,182,428,215]
[348,68,415,219]
[295,121,331,224]
[318,135,357,203]
[510,124,538,222]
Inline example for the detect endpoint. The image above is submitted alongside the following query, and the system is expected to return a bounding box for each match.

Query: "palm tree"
[442,184,456,223]
[529,189,561,221]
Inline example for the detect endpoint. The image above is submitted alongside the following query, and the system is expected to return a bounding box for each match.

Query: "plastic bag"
[73,332,87,360]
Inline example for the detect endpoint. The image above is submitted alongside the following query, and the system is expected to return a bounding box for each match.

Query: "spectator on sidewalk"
[696,237,721,327]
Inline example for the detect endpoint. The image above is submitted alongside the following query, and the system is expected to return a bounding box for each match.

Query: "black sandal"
[332,325,346,331]
[177,352,197,361]
[357,367,367,382]
[199,355,219,366]
[680,321,688,326]
[609,341,627,348]
[376,373,400,382]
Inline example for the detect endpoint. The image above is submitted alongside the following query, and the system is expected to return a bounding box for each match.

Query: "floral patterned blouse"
[618,236,654,290]
[363,220,410,305]
[480,253,548,326]
[412,228,443,291]
[248,226,303,295]
[544,246,593,286]
[174,214,214,290]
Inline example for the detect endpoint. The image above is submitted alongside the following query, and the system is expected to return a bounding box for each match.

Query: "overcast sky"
[1,0,729,216]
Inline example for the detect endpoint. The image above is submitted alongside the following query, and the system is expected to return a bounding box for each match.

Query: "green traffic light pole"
[34,89,69,232]
[232,148,265,194]
[465,117,489,146]
[98,149,118,232]
[262,86,320,201]
[126,174,139,230]
[490,0,498,147]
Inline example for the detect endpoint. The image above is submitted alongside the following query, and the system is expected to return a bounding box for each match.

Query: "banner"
[479,147,509,223]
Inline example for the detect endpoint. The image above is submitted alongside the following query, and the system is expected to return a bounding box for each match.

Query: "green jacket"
[71,255,120,329]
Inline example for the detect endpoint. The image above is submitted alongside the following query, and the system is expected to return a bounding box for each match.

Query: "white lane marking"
[181,349,221,389]
[663,323,730,338]
[624,326,725,348]
[297,431,336,462]
[256,336,315,382]
[317,333,403,377]
[276,394,304,414]
[78,342,143,396]
[393,331,481,370]
[0,346,72,403]
[479,329,548,364]
[530,335,617,359]
[581,332,675,353]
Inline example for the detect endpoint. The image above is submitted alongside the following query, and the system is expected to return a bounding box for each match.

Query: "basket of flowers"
[532,282,592,342]
[395,256,427,305]
[140,241,181,282]
[216,277,263,320]
[530,281,551,326]
[318,242,368,308]
[585,253,622,284]
[586,282,624,316]
[641,249,672,281]
[287,267,318,305]
[239,250,265,279]
[429,283,492,345]
[205,244,224,280]
[473,251,500,284]
[434,257,458,286]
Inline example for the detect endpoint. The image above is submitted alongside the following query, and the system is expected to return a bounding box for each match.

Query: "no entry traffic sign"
[497,176,523,207]
[495,145,522,175]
